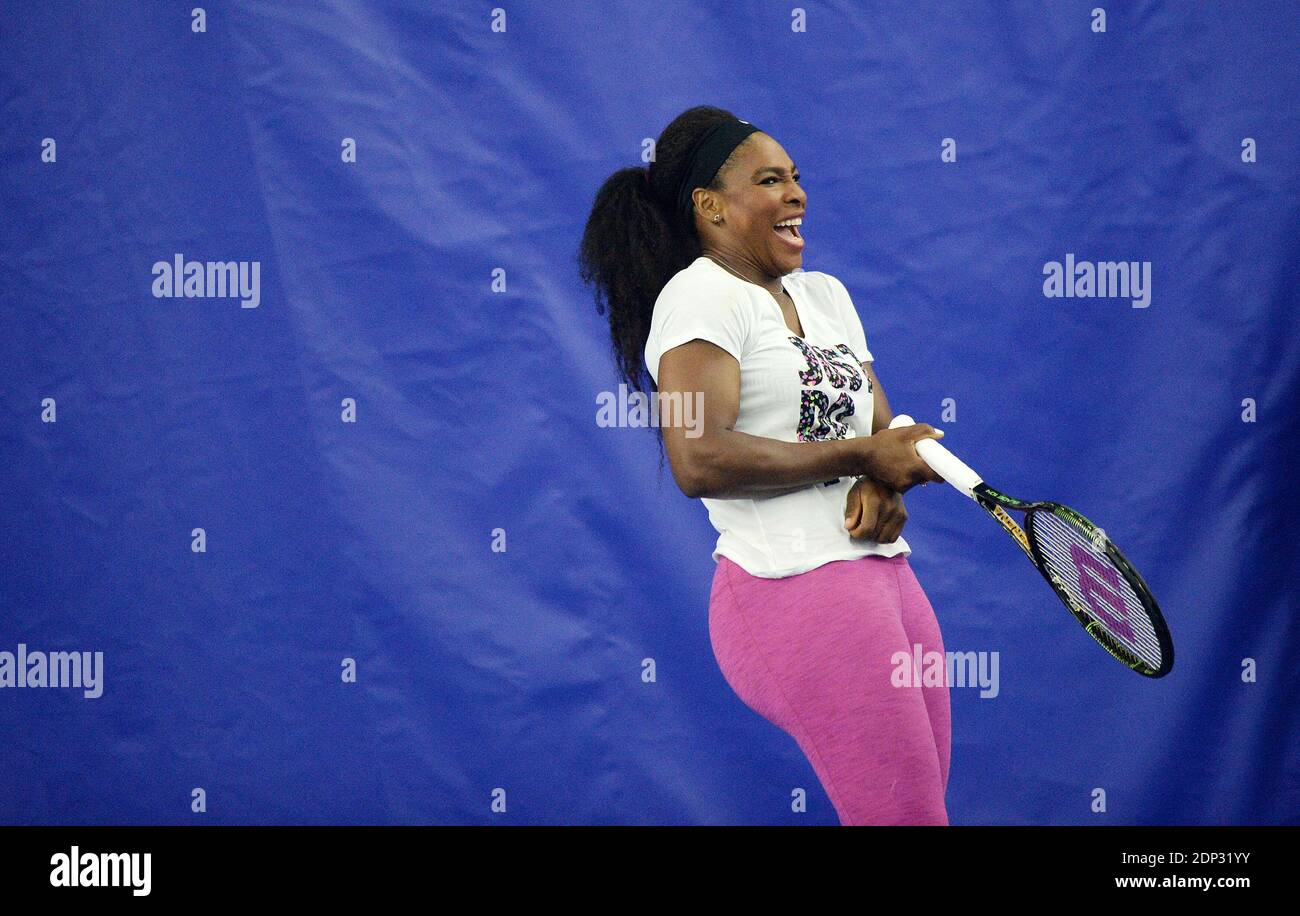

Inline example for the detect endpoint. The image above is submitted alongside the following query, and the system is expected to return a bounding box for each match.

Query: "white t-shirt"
[644,255,911,579]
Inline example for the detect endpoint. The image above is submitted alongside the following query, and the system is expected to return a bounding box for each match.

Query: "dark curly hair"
[577,105,754,474]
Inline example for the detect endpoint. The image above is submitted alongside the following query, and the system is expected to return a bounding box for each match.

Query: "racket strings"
[1029,510,1165,671]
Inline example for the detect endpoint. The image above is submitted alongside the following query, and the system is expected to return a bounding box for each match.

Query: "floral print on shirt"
[790,338,871,442]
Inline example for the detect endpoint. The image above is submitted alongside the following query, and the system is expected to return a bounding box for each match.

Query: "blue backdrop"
[1,1,1296,825]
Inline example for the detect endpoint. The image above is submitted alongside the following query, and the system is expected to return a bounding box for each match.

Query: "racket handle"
[887,414,984,500]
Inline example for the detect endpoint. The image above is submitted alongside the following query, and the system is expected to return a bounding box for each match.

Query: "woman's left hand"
[843,476,908,543]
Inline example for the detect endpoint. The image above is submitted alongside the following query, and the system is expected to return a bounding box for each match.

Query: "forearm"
[689,430,876,500]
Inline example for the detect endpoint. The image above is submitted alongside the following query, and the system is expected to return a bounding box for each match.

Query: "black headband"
[675,117,762,223]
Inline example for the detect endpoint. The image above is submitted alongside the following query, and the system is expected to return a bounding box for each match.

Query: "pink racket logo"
[1066,543,1134,641]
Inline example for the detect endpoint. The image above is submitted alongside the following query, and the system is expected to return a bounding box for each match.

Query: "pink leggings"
[709,553,951,825]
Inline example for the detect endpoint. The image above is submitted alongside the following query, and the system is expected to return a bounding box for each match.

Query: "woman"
[578,106,951,825]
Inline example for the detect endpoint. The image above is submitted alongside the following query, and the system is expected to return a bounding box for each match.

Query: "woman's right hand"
[859,423,947,492]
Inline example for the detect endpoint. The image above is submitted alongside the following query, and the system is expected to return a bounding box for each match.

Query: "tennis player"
[579,106,951,825]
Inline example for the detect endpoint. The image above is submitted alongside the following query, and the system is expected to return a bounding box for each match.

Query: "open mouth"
[773,218,804,250]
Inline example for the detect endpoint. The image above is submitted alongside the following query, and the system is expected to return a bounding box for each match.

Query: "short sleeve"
[644,283,752,386]
[825,274,873,364]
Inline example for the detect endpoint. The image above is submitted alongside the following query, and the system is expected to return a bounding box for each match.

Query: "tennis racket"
[889,414,1173,678]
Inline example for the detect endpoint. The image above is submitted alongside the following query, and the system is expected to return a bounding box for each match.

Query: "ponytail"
[577,106,742,471]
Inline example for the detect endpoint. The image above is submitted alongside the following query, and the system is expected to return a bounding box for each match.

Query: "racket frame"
[974,483,1174,678]
[886,414,1174,678]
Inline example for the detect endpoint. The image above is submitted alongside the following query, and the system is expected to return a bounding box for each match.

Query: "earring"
[712,215,721,223]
